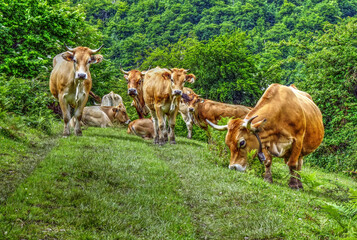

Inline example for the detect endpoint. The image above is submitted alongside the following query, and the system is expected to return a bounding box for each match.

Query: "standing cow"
[143,67,195,145]
[50,45,103,136]
[120,68,149,119]
[207,84,324,189]
[178,87,196,139]
[182,91,251,133]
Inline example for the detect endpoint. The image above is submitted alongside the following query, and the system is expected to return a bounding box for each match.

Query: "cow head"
[62,45,103,80]
[112,104,130,124]
[102,91,122,106]
[207,116,266,171]
[163,68,195,96]
[121,68,147,97]
[182,92,201,113]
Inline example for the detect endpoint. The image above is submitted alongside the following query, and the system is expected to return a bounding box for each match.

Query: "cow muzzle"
[125,119,131,125]
[229,164,246,172]
[128,88,138,96]
[173,90,182,96]
[189,107,194,112]
[76,72,87,79]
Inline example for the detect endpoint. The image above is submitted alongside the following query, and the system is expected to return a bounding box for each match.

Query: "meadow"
[1,125,357,239]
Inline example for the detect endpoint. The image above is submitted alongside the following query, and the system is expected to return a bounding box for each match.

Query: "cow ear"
[186,74,195,83]
[124,75,129,80]
[90,54,103,64]
[62,52,74,62]
[252,119,267,132]
[162,72,171,80]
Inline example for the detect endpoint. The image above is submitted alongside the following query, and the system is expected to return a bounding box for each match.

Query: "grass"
[1,125,357,239]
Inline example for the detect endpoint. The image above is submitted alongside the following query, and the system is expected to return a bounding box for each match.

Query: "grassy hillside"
[1,125,356,239]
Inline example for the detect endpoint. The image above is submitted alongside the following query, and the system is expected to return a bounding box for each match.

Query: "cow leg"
[287,138,304,189]
[297,156,304,189]
[73,97,88,136]
[163,115,169,142]
[263,149,273,183]
[150,110,160,144]
[155,105,166,145]
[186,118,193,139]
[181,112,193,139]
[168,111,178,144]
[59,96,71,136]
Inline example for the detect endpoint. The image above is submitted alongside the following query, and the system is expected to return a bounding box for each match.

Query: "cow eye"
[239,139,246,148]
[138,79,142,84]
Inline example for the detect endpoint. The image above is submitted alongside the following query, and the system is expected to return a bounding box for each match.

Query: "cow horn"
[120,65,129,74]
[206,119,228,131]
[184,69,190,73]
[246,115,258,131]
[65,44,74,52]
[90,44,104,54]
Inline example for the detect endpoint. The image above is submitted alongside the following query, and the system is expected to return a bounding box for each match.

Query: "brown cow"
[182,91,251,133]
[143,67,195,145]
[120,68,149,119]
[50,45,103,136]
[70,104,130,128]
[207,84,324,189]
[127,118,154,139]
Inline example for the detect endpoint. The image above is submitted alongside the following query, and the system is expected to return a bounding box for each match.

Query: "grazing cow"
[70,104,130,128]
[120,68,149,119]
[182,91,251,133]
[101,91,123,107]
[178,87,196,139]
[206,84,324,189]
[50,45,103,136]
[127,118,154,139]
[143,67,195,145]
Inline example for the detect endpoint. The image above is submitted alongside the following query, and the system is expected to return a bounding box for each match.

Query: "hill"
[1,126,357,239]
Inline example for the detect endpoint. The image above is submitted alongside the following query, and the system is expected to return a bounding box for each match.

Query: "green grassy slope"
[0,126,356,239]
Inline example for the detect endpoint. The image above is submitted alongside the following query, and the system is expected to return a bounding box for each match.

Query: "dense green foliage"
[1,0,357,173]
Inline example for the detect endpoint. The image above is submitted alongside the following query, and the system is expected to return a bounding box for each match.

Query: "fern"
[321,188,357,238]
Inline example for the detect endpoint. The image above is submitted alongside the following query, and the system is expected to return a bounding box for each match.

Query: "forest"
[1,0,357,237]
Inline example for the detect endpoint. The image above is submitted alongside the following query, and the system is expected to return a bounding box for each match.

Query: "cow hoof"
[75,130,83,136]
[158,138,165,146]
[264,176,273,183]
[289,177,303,189]
[170,140,176,144]
[63,131,70,137]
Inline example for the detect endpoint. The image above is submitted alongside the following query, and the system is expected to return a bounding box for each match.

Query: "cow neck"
[74,78,85,105]
[196,100,206,126]
[134,84,148,118]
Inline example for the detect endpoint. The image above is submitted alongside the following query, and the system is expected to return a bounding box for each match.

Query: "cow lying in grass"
[127,118,154,139]
[70,104,130,128]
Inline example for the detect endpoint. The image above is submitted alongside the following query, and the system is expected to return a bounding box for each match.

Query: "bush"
[0,74,55,134]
